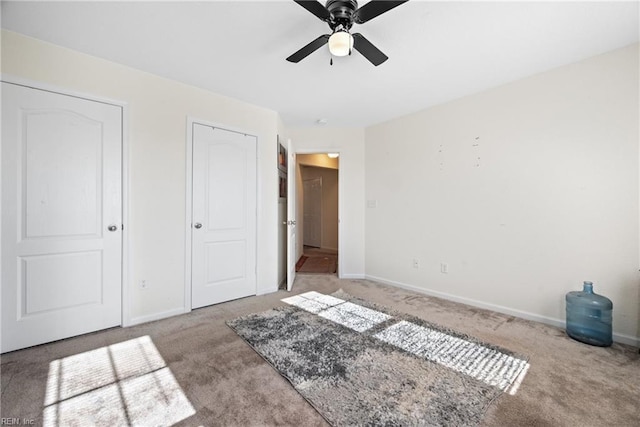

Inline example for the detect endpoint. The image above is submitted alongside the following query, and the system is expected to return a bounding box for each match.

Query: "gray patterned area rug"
[227,290,529,427]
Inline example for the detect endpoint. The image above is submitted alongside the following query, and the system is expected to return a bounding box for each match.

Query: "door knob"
[107,224,118,232]
[194,223,203,229]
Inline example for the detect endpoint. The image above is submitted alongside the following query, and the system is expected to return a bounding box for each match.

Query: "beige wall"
[4,29,637,345]
[1,30,281,324]
[365,43,640,343]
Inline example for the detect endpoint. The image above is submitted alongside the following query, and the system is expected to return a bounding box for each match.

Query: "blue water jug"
[565,281,612,347]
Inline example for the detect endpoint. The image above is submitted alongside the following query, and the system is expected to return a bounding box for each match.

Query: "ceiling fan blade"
[353,0,408,24]
[286,34,330,63]
[352,33,388,66]
[294,0,331,22]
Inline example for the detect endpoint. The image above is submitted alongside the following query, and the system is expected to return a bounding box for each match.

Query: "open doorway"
[296,154,339,275]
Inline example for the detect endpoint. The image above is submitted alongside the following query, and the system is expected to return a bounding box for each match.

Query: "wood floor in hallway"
[296,246,338,274]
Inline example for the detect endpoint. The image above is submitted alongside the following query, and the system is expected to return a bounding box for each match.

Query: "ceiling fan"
[286,0,409,66]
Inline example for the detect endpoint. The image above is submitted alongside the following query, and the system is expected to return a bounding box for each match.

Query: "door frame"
[294,148,343,278]
[184,117,259,313]
[0,74,132,327]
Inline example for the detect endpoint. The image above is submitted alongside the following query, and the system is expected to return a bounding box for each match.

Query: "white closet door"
[191,124,257,308]
[1,82,123,353]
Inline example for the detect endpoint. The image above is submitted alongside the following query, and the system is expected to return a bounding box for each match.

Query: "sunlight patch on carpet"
[282,291,390,332]
[375,320,529,394]
[281,291,344,314]
[43,335,195,426]
[282,291,529,394]
[319,302,391,332]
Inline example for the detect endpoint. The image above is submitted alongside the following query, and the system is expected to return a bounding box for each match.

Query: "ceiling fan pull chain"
[330,57,333,66]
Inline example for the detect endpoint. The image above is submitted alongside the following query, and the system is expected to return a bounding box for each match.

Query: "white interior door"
[286,138,297,291]
[191,124,257,308]
[303,177,322,248]
[1,82,123,353]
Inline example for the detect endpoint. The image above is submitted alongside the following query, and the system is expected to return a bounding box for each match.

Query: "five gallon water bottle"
[565,281,612,347]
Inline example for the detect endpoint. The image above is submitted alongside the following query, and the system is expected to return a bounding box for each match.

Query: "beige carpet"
[1,275,639,426]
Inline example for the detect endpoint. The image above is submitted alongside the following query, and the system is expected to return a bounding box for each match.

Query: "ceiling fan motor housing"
[326,0,358,30]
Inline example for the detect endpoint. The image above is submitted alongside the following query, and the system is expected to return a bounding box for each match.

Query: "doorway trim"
[294,149,343,278]
[184,116,259,313]
[0,74,132,327]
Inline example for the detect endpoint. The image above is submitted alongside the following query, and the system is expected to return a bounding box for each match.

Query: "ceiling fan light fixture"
[328,30,353,57]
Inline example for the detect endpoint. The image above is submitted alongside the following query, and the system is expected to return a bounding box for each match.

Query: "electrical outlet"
[412,259,419,269]
[140,280,148,289]
[440,263,449,274]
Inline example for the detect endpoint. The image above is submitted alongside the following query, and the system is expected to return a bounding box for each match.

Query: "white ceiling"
[2,1,638,127]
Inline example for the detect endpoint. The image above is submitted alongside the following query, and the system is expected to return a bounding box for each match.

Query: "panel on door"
[1,82,123,353]
[191,124,257,309]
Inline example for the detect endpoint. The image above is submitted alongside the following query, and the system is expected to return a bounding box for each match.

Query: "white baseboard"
[614,332,640,347]
[341,273,365,279]
[365,274,639,347]
[129,307,186,326]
